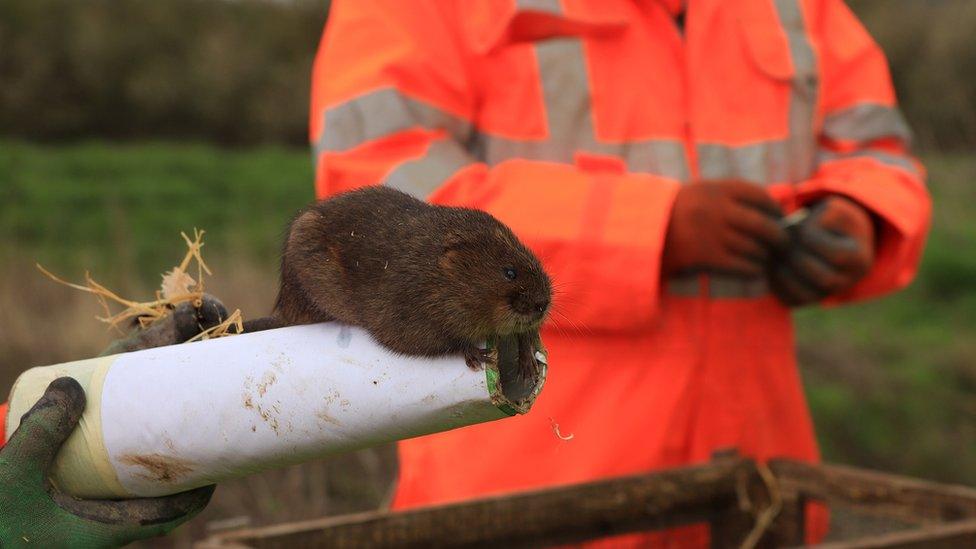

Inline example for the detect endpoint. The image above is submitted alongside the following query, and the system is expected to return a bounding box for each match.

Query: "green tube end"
[485,335,547,416]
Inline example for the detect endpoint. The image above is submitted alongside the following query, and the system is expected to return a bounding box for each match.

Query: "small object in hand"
[779,208,810,229]
[769,198,875,306]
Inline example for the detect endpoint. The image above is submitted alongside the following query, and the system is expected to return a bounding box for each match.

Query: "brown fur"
[265,186,551,366]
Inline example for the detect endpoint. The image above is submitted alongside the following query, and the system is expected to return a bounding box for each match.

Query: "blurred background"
[1,0,974,545]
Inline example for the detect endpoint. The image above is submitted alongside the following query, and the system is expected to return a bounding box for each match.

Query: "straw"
[37,229,242,339]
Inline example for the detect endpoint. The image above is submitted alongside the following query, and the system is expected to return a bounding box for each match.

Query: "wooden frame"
[197,452,976,548]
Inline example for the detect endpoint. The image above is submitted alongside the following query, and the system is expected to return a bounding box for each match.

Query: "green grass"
[3,140,975,485]
[0,140,314,282]
[795,153,976,484]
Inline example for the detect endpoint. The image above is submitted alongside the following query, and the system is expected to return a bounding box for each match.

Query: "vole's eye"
[503,267,517,281]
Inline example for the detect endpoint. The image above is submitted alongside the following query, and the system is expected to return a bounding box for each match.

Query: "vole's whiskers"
[550,279,583,292]
[547,305,589,337]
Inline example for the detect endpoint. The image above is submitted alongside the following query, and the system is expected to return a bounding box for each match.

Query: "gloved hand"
[769,196,875,306]
[0,377,213,548]
[100,294,228,356]
[663,180,790,276]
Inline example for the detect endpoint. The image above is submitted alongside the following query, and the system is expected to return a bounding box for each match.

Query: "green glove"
[0,377,214,548]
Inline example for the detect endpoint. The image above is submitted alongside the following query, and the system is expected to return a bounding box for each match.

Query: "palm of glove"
[663,180,790,277]
[0,378,213,548]
[769,196,875,306]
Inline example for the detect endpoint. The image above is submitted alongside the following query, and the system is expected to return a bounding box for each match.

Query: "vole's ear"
[287,209,321,247]
[439,231,466,270]
[439,249,459,271]
[441,230,466,252]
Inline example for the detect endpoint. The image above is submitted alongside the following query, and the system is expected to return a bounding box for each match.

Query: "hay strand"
[37,229,240,341]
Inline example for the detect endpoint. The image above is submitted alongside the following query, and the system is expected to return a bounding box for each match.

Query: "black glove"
[100,294,228,355]
[769,196,875,306]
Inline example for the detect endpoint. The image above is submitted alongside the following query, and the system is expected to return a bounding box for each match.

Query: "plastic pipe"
[4,323,545,498]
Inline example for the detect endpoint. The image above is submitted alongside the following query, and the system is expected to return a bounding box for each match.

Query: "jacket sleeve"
[310,0,680,332]
[795,0,931,302]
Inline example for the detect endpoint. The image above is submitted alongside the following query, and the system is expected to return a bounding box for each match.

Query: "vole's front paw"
[463,346,491,371]
[516,334,541,378]
[518,332,540,379]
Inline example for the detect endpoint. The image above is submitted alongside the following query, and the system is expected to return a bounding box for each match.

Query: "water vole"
[264,186,551,372]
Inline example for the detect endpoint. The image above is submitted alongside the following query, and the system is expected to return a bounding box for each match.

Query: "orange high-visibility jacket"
[309,0,930,531]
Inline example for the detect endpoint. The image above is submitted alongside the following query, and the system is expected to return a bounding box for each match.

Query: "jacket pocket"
[735,0,820,182]
[736,0,819,103]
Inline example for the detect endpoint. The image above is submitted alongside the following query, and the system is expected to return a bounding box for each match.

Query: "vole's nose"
[511,294,550,319]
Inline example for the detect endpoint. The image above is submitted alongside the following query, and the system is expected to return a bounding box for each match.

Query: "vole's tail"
[240,316,285,333]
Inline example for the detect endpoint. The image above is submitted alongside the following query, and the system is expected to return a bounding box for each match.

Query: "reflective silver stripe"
[313,88,472,157]
[516,0,562,14]
[823,103,913,146]
[535,38,594,156]
[480,134,690,180]
[698,140,792,185]
[477,36,690,181]
[615,140,689,180]
[385,139,477,199]
[525,5,689,179]
[666,273,770,298]
[477,38,594,165]
[666,274,701,297]
[709,276,770,299]
[816,149,920,177]
[695,1,819,186]
[774,0,819,183]
[314,7,691,192]
[313,85,690,192]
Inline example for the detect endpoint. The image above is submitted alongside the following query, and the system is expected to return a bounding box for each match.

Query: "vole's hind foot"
[463,346,491,371]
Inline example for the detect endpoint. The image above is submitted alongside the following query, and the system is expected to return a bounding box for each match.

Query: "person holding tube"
[309,0,930,545]
[0,378,213,548]
[0,300,226,547]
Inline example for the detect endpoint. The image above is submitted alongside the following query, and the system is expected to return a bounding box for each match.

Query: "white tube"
[5,323,545,498]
